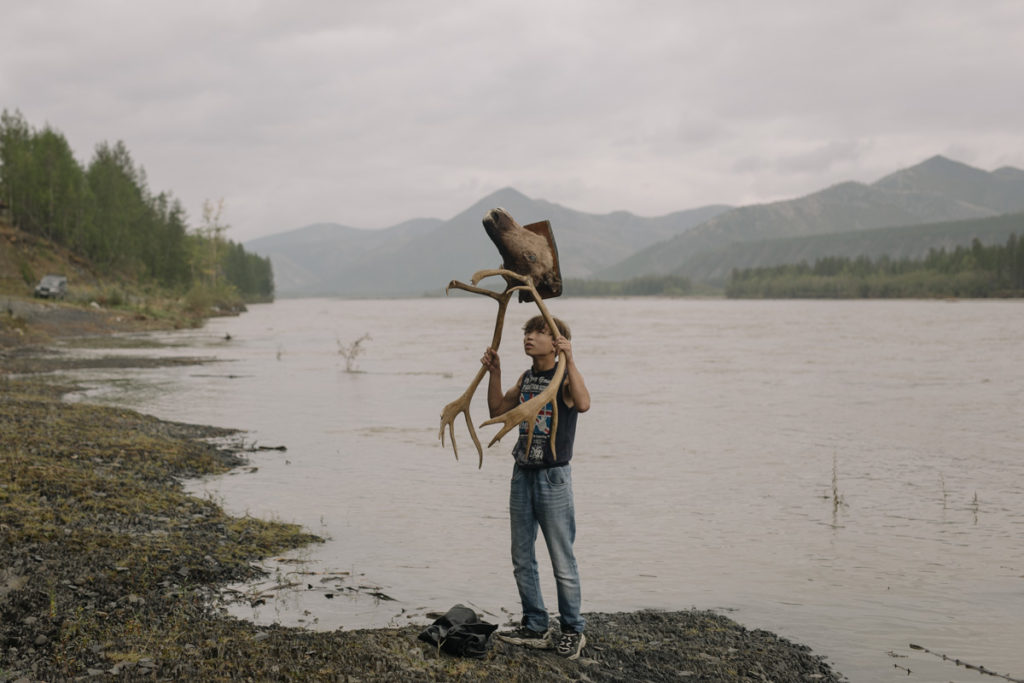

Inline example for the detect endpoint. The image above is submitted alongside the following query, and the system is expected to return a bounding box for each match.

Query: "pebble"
[109,660,135,674]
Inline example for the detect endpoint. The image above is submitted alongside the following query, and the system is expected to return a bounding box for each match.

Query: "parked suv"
[34,274,68,299]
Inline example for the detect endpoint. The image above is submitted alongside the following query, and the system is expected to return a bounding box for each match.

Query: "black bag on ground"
[417,604,497,658]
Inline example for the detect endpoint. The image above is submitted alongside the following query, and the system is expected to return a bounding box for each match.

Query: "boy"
[481,315,591,659]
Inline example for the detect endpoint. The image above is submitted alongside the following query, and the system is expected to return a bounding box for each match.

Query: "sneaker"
[556,630,586,659]
[495,622,552,649]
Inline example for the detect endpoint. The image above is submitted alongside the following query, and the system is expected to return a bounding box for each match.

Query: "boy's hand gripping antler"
[438,269,566,468]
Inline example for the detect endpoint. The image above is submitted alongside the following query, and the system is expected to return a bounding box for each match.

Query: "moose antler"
[438,268,566,468]
[438,278,515,467]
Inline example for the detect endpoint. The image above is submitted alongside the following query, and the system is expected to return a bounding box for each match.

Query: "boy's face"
[523,326,555,358]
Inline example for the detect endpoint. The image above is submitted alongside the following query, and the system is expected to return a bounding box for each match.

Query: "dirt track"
[1,295,180,348]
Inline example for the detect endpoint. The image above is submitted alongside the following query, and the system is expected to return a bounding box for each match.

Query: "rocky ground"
[0,302,845,682]
[1,296,197,350]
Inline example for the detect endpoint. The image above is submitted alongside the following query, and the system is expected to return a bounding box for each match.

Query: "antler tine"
[469,269,564,339]
[480,361,565,457]
[470,268,514,286]
[438,365,486,462]
[446,278,507,301]
[438,282,515,468]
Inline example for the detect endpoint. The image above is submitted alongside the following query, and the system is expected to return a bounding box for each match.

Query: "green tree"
[85,141,151,270]
[191,198,229,286]
[2,112,275,301]
[221,240,275,302]
[0,110,33,221]
[727,234,1024,299]
[0,111,95,245]
[148,192,191,287]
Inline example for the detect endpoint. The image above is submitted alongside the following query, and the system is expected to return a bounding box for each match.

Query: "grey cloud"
[1,0,1023,238]
[773,141,871,175]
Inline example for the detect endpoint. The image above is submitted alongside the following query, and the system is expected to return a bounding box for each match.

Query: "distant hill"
[245,188,730,297]
[874,156,1024,213]
[247,155,1024,296]
[679,212,1024,284]
[597,156,1024,282]
[244,218,443,296]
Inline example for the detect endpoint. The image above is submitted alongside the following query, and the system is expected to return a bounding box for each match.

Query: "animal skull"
[482,208,562,301]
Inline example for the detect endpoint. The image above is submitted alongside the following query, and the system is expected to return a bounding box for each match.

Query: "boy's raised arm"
[556,336,590,413]
[483,348,521,418]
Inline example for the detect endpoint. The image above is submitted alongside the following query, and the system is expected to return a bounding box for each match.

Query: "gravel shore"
[1,314,845,682]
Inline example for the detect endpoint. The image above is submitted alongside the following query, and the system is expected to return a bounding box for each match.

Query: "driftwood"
[908,643,1024,682]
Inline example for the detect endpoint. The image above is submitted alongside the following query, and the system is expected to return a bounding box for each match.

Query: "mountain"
[597,156,1024,282]
[676,211,1024,283]
[874,155,1024,213]
[244,218,443,296]
[247,156,1024,296]
[246,188,730,297]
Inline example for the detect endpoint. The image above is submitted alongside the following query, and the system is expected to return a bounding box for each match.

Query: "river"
[62,297,1024,682]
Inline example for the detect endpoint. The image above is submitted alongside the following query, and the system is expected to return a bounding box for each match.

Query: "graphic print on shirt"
[521,392,552,436]
[516,371,554,465]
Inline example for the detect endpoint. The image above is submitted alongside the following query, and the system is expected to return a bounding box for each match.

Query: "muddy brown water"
[60,297,1024,682]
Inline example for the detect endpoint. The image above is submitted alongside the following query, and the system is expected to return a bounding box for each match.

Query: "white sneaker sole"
[558,632,586,659]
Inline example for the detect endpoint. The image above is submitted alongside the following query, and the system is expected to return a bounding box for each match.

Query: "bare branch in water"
[337,333,372,372]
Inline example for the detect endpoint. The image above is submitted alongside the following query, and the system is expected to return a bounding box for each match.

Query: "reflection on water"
[61,297,1024,682]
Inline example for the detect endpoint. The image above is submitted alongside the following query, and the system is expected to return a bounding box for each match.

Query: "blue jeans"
[509,463,584,633]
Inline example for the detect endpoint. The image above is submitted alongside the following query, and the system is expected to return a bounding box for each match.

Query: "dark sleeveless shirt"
[511,364,578,468]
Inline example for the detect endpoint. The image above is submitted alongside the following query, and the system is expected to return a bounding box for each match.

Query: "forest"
[0,110,273,302]
[564,274,693,297]
[726,234,1024,299]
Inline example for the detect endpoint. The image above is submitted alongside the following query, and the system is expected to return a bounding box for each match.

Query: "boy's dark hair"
[523,315,571,340]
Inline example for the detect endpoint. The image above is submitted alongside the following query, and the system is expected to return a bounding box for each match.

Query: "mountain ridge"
[245,155,1024,296]
[675,211,1024,284]
[595,155,1024,282]
[247,188,731,296]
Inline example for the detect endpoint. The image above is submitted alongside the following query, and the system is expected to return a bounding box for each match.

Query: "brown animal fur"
[482,208,562,301]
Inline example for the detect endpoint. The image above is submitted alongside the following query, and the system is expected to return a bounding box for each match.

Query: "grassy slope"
[0,218,227,346]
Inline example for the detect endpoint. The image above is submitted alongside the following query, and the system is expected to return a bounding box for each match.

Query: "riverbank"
[1,343,844,681]
[0,290,247,352]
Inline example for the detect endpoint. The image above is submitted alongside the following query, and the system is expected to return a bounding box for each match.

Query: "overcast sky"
[2,1,1023,241]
